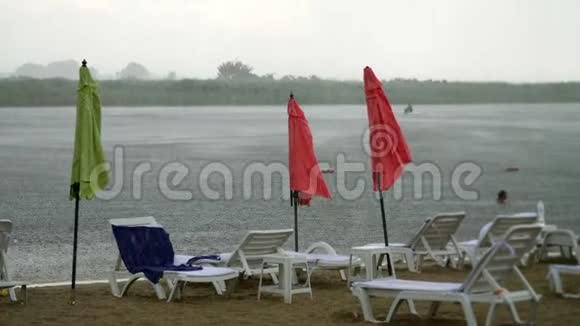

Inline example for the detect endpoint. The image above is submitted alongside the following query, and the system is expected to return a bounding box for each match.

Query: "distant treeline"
[1,78,580,106]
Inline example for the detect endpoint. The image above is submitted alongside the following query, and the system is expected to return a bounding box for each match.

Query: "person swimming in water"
[497,190,508,205]
[478,190,510,242]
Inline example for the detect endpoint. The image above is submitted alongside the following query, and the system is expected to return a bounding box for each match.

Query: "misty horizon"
[2,0,580,83]
[3,58,580,84]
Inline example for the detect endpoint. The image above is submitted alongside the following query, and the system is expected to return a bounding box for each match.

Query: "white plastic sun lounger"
[0,219,27,303]
[371,212,465,272]
[108,217,239,302]
[352,225,543,325]
[458,213,538,267]
[282,242,362,281]
[219,229,294,283]
[220,229,359,282]
[545,230,580,298]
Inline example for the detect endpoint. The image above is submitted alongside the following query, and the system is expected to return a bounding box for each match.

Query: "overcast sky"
[1,0,579,81]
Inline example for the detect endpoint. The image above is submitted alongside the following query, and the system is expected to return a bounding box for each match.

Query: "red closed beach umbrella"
[288,94,331,251]
[363,66,412,248]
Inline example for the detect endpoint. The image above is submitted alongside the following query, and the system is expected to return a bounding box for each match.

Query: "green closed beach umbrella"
[69,60,108,302]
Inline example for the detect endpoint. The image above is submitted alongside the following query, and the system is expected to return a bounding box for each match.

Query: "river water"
[0,103,579,282]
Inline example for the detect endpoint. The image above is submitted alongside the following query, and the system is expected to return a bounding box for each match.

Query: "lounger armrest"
[541,229,578,246]
[304,242,338,255]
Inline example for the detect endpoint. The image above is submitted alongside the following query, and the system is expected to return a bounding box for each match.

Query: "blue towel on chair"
[112,225,202,284]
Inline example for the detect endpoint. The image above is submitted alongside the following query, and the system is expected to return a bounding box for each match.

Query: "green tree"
[14,63,46,78]
[167,71,177,80]
[118,62,151,80]
[217,60,256,80]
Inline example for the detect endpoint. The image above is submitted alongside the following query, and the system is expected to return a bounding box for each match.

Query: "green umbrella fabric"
[69,66,108,200]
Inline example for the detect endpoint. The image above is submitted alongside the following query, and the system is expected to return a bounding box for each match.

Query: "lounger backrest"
[109,216,160,271]
[0,220,12,252]
[479,214,538,247]
[409,212,465,251]
[227,229,294,267]
[462,225,542,294]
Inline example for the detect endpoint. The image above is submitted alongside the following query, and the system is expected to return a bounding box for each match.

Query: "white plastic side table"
[257,254,312,304]
[348,244,396,286]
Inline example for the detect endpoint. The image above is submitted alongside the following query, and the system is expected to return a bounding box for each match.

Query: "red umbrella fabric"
[288,97,331,205]
[364,66,412,191]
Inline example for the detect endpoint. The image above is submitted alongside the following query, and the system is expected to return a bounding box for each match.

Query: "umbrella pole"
[376,173,393,276]
[71,183,80,304]
[293,191,299,252]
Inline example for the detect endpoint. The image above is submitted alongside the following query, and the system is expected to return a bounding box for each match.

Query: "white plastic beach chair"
[108,217,239,302]
[219,229,294,283]
[220,229,358,282]
[352,225,543,325]
[372,212,465,272]
[458,213,538,267]
[545,230,580,298]
[0,219,27,303]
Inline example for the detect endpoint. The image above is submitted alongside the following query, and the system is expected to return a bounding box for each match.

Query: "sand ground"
[1,259,579,326]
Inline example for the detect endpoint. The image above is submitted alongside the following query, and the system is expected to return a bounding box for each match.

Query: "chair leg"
[354,288,381,323]
[21,285,27,304]
[458,252,466,270]
[168,277,177,287]
[406,253,417,272]
[257,262,265,300]
[446,255,456,269]
[283,263,292,304]
[339,270,347,281]
[152,282,167,300]
[8,288,17,302]
[386,296,405,322]
[407,299,418,315]
[270,272,279,285]
[548,268,563,294]
[212,281,224,295]
[178,282,186,300]
[167,280,178,303]
[485,303,497,326]
[109,272,121,297]
[2,258,17,302]
[416,255,424,273]
[506,300,524,324]
[304,263,313,300]
[528,299,540,325]
[460,297,477,326]
[224,276,239,298]
[428,301,441,318]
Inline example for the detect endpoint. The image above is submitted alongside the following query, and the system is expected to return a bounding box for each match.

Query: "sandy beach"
[2,259,579,326]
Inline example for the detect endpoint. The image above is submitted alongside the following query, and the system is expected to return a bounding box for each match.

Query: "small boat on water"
[404,104,413,114]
